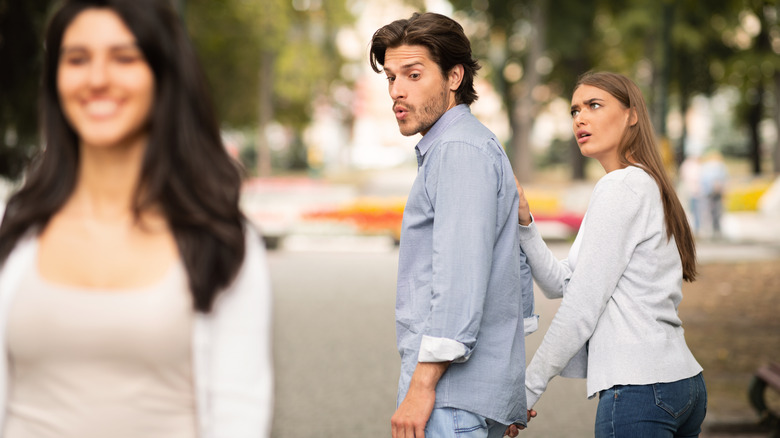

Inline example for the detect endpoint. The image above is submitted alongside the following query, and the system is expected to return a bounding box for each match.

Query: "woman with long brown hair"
[0,0,272,436]
[509,71,706,437]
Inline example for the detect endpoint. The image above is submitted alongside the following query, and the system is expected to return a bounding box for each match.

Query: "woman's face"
[57,8,155,151]
[570,84,634,172]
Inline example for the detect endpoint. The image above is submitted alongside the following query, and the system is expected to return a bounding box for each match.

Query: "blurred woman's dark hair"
[0,0,247,312]
[369,12,481,105]
[575,71,696,282]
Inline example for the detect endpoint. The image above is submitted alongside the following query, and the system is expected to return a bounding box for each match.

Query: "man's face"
[382,45,458,136]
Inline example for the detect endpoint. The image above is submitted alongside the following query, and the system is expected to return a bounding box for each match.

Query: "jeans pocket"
[426,408,488,437]
[452,409,488,435]
[653,377,694,418]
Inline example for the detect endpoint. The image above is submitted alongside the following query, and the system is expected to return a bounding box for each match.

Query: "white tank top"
[3,262,197,438]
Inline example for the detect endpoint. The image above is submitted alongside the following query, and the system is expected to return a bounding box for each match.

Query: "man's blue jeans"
[425,407,509,438]
[595,373,707,438]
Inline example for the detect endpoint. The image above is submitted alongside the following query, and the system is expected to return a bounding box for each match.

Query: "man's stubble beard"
[399,82,451,137]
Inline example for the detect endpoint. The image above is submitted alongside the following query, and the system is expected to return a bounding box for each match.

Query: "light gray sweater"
[520,165,702,408]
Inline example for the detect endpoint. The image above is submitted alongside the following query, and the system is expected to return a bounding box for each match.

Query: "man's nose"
[389,80,405,100]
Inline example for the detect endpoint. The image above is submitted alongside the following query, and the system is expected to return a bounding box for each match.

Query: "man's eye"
[410,73,420,79]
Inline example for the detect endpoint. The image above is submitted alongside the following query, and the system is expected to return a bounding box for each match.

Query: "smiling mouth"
[85,100,119,118]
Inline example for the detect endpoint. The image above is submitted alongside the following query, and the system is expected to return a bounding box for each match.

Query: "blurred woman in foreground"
[0,0,272,436]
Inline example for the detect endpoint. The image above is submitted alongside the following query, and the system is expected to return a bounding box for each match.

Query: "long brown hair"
[575,71,697,281]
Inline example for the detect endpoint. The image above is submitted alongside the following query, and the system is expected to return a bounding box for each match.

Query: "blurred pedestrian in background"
[509,72,706,438]
[370,12,536,438]
[700,150,729,239]
[679,154,703,235]
[0,0,272,436]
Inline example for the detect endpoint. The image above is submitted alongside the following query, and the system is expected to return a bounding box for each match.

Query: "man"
[369,12,537,438]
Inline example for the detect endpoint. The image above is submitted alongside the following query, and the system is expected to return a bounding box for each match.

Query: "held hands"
[514,176,532,226]
[504,410,537,437]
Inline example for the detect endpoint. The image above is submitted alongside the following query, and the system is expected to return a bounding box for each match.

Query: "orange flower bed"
[303,198,406,240]
[303,194,584,241]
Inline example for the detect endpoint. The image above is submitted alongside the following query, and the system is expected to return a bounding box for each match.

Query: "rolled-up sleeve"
[418,141,499,363]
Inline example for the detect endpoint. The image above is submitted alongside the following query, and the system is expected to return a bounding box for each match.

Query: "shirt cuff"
[519,213,535,228]
[525,386,541,409]
[524,315,539,336]
[418,335,470,363]
[517,215,539,240]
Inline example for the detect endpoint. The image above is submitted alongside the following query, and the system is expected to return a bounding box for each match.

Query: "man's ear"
[448,64,464,91]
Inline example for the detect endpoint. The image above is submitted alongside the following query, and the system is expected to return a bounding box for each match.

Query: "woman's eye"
[570,110,579,118]
[116,56,139,64]
[591,103,601,109]
[63,55,88,65]
[114,51,143,64]
[410,73,420,79]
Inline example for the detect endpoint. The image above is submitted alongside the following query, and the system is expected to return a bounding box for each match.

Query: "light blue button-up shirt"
[395,104,536,425]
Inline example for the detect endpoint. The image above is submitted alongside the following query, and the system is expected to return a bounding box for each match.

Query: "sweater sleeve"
[517,219,572,300]
[525,179,644,408]
[203,226,274,437]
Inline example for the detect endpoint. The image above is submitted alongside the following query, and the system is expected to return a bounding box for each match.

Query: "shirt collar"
[415,104,471,164]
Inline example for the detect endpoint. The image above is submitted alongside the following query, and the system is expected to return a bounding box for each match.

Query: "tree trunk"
[676,80,691,168]
[771,2,780,175]
[677,98,688,167]
[256,50,274,177]
[774,71,780,175]
[747,82,764,176]
[511,0,546,183]
[654,2,673,140]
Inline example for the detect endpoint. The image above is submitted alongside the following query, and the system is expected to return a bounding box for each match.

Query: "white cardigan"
[0,227,273,437]
[520,166,702,408]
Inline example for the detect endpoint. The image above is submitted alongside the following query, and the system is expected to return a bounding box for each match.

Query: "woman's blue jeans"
[595,373,707,438]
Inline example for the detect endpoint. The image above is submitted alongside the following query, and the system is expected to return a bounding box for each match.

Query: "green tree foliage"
[449,0,597,180]
[715,1,780,174]
[186,0,354,172]
[186,0,282,128]
[596,0,742,162]
[0,0,55,181]
[600,0,778,175]
[450,0,778,178]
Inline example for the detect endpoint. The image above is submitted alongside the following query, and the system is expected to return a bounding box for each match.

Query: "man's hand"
[391,362,449,438]
[504,409,537,437]
[391,381,436,438]
[514,176,532,226]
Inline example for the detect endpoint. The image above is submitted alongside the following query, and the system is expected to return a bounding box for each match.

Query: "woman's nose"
[573,112,586,127]
[87,58,109,88]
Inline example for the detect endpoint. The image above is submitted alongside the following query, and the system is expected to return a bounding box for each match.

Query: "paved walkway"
[254,172,780,437]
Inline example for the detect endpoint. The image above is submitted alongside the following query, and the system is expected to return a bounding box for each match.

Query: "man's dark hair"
[369,12,480,105]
